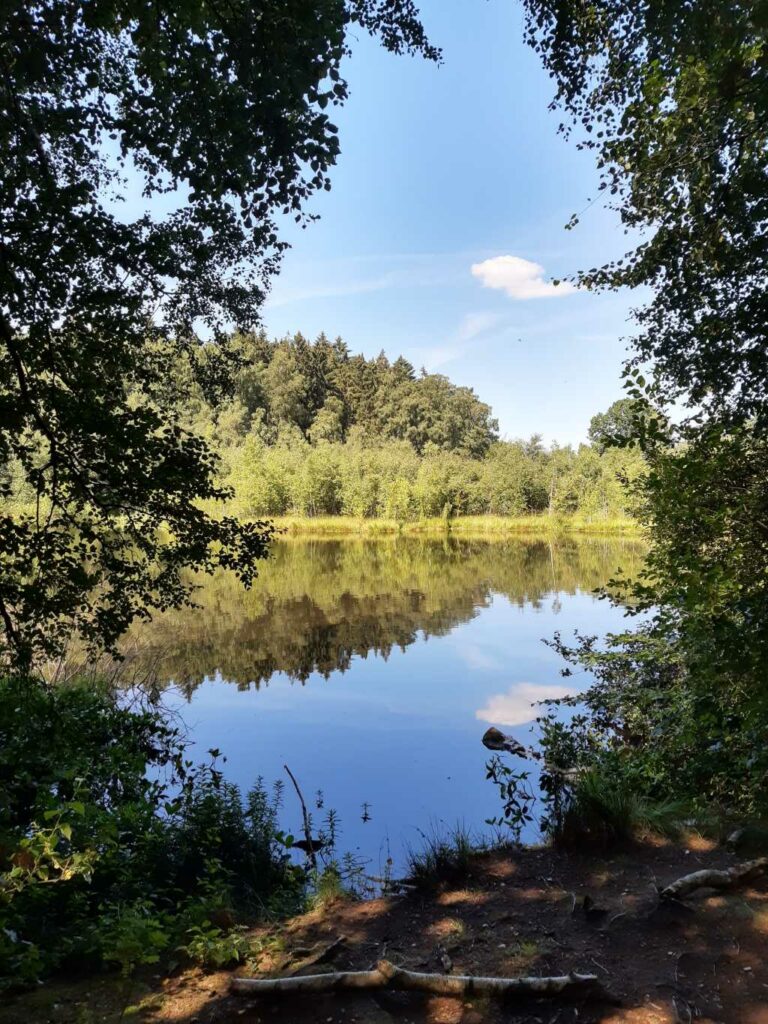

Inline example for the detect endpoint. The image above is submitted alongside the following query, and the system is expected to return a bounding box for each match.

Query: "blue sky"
[263,0,642,446]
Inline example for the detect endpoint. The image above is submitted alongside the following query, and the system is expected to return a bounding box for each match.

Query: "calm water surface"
[131,536,645,868]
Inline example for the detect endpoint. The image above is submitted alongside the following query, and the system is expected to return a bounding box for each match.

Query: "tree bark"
[231,959,609,1001]
[660,857,768,900]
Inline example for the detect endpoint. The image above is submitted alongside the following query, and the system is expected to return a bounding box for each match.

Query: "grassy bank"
[267,513,643,538]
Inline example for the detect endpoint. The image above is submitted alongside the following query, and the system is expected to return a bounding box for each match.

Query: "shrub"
[0,676,304,990]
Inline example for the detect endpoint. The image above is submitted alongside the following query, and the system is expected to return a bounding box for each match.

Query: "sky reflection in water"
[142,536,645,869]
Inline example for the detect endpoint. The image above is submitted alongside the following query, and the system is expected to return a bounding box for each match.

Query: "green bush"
[0,676,304,990]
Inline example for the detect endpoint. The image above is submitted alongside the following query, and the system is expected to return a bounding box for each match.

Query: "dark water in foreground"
[129,536,645,869]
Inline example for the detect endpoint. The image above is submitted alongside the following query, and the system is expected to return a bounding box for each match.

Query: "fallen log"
[231,958,610,1001]
[660,857,768,901]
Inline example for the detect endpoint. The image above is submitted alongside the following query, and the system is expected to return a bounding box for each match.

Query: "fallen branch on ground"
[231,959,611,1001]
[286,936,346,976]
[660,857,768,901]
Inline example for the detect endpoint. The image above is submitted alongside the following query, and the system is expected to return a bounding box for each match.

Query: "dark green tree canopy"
[521,0,768,820]
[0,0,438,667]
[213,331,498,457]
[523,0,768,425]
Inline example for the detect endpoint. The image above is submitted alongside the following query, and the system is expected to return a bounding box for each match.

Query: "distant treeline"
[193,332,645,521]
[2,331,645,523]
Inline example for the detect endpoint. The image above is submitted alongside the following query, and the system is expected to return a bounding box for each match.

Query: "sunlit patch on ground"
[435,889,491,908]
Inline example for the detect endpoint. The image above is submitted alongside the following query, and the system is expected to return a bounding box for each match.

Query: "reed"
[266,513,643,538]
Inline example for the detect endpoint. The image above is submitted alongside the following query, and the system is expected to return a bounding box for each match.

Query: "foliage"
[178,923,252,971]
[0,2,438,670]
[484,755,536,843]
[522,0,768,424]
[0,676,304,989]
[175,337,646,522]
[99,900,171,978]
[588,400,646,453]
[1,333,646,536]
[538,625,768,824]
[520,0,768,824]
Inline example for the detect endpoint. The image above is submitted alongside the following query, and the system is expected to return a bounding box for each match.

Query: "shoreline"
[265,513,644,539]
[4,837,762,1024]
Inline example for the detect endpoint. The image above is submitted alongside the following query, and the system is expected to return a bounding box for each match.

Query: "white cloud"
[471,255,576,300]
[475,682,573,727]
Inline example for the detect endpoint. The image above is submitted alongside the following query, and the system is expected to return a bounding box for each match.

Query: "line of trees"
[168,331,645,522]
[0,327,646,523]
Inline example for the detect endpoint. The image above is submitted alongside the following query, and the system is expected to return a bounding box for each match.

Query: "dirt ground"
[3,838,768,1024]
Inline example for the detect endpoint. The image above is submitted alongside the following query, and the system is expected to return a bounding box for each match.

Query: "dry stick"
[660,857,768,901]
[231,959,610,1001]
[286,937,346,977]
[365,874,417,892]
[283,763,317,870]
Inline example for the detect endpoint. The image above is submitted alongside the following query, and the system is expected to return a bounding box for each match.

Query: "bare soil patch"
[4,839,767,1024]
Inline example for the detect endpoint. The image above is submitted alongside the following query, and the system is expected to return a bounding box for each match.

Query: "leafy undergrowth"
[4,838,768,1024]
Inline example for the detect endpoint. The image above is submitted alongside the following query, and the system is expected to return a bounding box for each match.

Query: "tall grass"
[269,513,642,538]
[405,823,493,891]
[552,770,690,849]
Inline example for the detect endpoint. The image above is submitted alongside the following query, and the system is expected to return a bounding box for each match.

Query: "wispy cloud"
[456,311,504,343]
[266,274,395,308]
[471,255,576,300]
[415,311,511,371]
[266,251,477,310]
[417,345,462,371]
[453,642,504,672]
[475,681,573,727]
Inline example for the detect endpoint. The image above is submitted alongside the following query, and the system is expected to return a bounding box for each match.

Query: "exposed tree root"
[231,959,610,1001]
[660,857,768,900]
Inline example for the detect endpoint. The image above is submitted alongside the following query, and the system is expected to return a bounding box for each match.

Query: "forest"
[2,329,644,526]
[2,0,768,1016]
[194,333,645,522]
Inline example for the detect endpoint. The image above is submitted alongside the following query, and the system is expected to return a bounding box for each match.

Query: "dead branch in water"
[660,857,768,900]
[283,763,317,869]
[231,959,610,1001]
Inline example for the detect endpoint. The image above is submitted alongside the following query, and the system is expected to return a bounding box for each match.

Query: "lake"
[126,534,645,871]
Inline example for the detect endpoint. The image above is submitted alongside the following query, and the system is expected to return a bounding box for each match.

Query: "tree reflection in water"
[117,535,646,693]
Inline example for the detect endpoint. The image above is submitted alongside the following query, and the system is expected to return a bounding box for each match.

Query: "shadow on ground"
[4,840,768,1024]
